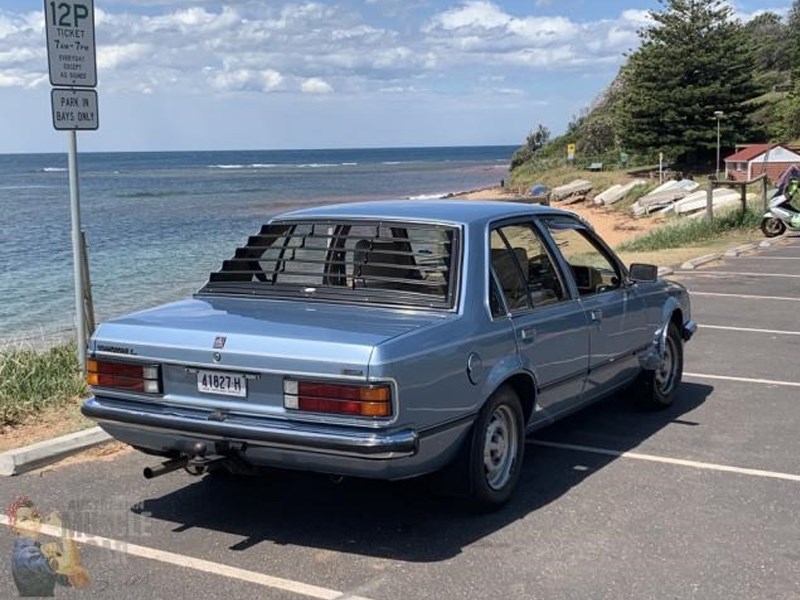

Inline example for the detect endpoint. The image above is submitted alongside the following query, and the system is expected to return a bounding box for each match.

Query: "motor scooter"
[761,166,800,238]
[761,193,800,237]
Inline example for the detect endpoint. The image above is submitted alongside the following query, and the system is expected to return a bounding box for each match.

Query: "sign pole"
[67,130,87,370]
[45,0,98,371]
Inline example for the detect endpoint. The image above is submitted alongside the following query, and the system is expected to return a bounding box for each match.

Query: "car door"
[489,221,589,418]
[539,217,648,401]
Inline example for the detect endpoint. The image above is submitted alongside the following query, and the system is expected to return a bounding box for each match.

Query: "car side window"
[542,222,622,297]
[489,224,566,313]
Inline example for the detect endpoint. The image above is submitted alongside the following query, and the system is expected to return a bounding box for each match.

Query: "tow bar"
[143,442,230,479]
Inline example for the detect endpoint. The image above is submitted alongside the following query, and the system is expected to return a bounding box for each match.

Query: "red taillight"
[86,359,162,394]
[283,380,392,417]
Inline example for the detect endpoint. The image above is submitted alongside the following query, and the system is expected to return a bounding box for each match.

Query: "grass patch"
[0,342,87,426]
[617,208,762,252]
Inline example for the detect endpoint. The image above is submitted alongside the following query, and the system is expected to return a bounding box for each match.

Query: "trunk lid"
[90,297,448,416]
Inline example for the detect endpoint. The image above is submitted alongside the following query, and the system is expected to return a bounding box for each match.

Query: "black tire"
[636,322,684,409]
[761,217,786,238]
[466,386,525,509]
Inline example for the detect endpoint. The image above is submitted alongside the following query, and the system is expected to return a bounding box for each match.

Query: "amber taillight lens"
[86,359,162,394]
[283,380,392,417]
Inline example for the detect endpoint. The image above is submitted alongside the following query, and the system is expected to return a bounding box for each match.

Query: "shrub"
[0,342,87,425]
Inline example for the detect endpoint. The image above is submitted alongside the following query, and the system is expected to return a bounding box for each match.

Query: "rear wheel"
[636,322,683,409]
[761,217,786,238]
[467,386,525,509]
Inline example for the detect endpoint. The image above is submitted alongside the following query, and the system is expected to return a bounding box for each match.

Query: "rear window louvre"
[200,220,460,309]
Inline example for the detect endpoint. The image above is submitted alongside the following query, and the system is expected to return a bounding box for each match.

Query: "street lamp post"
[714,110,724,179]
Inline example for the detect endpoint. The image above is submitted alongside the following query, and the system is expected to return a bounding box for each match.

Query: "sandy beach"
[454,186,661,247]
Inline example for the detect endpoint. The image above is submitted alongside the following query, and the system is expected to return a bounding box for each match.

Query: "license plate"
[197,370,247,398]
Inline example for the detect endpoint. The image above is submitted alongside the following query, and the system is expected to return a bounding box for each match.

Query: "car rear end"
[82,216,464,479]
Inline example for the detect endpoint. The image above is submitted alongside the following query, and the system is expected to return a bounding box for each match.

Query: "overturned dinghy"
[662,189,742,215]
[683,193,758,219]
[646,179,699,196]
[631,179,700,216]
[594,179,648,206]
[632,190,688,216]
[551,179,593,204]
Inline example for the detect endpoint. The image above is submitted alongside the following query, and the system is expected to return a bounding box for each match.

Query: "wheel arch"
[669,307,683,331]
[495,372,536,425]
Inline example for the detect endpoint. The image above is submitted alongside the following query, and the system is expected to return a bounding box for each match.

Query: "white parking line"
[531,441,800,483]
[675,271,800,278]
[701,324,800,336]
[684,372,800,388]
[0,515,374,600]
[737,256,800,260]
[691,292,800,302]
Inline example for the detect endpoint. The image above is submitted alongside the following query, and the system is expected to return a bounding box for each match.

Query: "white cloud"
[423,2,644,71]
[0,1,649,100]
[620,9,653,26]
[0,70,46,88]
[208,68,284,92]
[97,43,152,71]
[301,77,333,93]
[0,48,42,68]
[429,1,511,30]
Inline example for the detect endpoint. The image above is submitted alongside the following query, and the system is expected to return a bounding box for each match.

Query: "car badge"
[213,336,227,349]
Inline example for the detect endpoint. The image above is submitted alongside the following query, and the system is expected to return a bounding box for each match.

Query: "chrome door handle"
[590,309,603,322]
[520,326,536,343]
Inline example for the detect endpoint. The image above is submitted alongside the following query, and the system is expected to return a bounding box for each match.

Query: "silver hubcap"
[655,335,677,396]
[483,405,518,490]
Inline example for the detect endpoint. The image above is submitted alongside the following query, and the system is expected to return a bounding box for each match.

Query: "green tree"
[526,124,551,153]
[618,0,758,165]
[510,124,551,170]
[744,12,791,74]
[784,0,800,139]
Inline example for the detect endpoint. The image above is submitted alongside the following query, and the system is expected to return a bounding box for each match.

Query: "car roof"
[273,199,574,227]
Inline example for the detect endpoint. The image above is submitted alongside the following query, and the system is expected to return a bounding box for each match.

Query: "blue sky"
[0,0,789,153]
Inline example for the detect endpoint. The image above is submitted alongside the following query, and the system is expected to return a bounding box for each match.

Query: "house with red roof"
[724,144,800,182]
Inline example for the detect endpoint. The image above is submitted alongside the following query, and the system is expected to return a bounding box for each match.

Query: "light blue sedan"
[82,200,696,508]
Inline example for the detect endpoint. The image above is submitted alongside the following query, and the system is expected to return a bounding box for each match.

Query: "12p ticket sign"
[44,0,97,88]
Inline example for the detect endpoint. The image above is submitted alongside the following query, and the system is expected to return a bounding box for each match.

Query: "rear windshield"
[199,220,460,309]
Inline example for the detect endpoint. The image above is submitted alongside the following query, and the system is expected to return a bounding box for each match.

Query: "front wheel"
[761,217,786,238]
[636,322,684,409]
[467,386,525,509]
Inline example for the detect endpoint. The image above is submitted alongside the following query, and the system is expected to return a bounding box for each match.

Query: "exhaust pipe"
[143,457,189,479]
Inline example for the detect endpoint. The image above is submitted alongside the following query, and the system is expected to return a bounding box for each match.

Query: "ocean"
[0,146,514,345]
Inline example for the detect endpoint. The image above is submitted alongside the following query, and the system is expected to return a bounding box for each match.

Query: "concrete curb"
[657,266,674,277]
[680,253,722,271]
[724,242,758,258]
[0,427,111,476]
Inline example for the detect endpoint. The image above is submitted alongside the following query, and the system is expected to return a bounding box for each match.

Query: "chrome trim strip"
[82,397,418,459]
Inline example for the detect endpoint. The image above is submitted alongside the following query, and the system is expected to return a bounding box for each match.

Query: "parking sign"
[44,0,97,87]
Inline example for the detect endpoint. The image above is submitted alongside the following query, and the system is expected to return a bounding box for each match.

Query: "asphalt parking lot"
[2,234,800,600]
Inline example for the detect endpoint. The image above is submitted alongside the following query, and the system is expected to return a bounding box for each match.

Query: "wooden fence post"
[706,179,714,221]
[740,183,747,214]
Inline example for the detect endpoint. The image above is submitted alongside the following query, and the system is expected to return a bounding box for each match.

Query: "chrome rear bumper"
[82,396,418,460]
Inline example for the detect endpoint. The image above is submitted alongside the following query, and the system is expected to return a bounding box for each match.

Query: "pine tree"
[618,0,757,164]
[784,0,800,139]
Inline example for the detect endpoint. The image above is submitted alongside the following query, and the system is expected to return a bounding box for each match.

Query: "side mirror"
[629,263,658,282]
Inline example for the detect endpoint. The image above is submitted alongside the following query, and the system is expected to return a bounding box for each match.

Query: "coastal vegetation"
[0,342,86,426]
[618,207,763,252]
